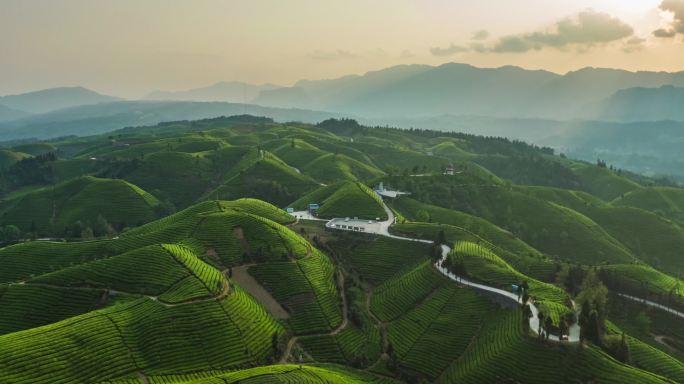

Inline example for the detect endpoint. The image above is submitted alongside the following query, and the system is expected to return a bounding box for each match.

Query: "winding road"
[321,194,684,343]
[617,293,684,320]
[322,197,581,342]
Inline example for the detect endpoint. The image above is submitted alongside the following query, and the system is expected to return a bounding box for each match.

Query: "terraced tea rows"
[440,311,670,384]
[0,284,104,334]
[292,181,387,220]
[388,285,494,379]
[111,364,399,384]
[370,261,444,322]
[0,176,160,234]
[450,241,571,325]
[0,288,281,383]
[333,237,430,285]
[248,250,342,335]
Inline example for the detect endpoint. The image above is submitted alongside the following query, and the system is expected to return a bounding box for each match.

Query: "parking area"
[325,218,384,233]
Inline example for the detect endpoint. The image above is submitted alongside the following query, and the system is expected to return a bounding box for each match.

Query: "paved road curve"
[307,195,682,342]
[618,293,684,320]
[340,197,581,342]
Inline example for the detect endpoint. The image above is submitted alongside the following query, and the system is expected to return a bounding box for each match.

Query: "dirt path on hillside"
[330,269,348,335]
[231,265,290,319]
[280,267,349,363]
[366,288,389,356]
[280,336,300,364]
[233,226,251,256]
[136,371,149,384]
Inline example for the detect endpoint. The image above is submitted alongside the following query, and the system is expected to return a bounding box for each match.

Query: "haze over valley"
[2,2,684,383]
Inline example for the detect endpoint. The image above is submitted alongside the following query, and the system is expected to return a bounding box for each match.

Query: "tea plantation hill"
[1,116,684,382]
[101,364,402,384]
[0,176,160,235]
[0,148,30,170]
[0,198,347,383]
[614,186,684,227]
[0,197,678,382]
[291,181,387,220]
[294,220,679,383]
[204,148,320,207]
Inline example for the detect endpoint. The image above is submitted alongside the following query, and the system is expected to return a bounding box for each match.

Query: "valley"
[1,116,684,383]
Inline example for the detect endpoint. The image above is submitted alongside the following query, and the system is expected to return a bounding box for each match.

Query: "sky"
[1,0,683,98]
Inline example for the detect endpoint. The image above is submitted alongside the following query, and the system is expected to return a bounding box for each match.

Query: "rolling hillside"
[0,176,160,235]
[0,149,30,169]
[291,181,387,220]
[1,117,684,383]
[614,186,684,226]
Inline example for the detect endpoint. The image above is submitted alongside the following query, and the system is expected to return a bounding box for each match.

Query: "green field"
[291,181,387,220]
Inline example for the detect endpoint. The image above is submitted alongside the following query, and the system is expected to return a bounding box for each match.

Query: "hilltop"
[0,86,120,114]
[0,116,683,383]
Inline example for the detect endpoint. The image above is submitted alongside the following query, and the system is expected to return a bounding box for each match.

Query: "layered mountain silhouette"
[145,81,281,103]
[0,87,120,114]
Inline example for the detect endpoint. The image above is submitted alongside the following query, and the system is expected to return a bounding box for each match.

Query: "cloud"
[654,28,677,37]
[622,36,647,53]
[491,10,634,53]
[307,49,358,60]
[653,0,684,38]
[399,49,415,59]
[429,43,469,56]
[471,30,490,40]
[492,36,534,53]
[469,42,488,53]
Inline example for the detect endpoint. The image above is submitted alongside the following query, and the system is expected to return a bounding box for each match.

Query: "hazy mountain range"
[2,62,684,182]
[256,63,684,121]
[145,81,280,103]
[0,101,344,141]
[3,63,684,124]
[0,86,120,115]
[0,104,30,122]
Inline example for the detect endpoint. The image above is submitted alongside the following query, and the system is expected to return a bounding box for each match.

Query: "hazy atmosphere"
[3,2,684,383]
[2,0,683,97]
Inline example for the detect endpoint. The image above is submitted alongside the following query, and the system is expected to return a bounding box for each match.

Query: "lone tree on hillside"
[576,269,608,345]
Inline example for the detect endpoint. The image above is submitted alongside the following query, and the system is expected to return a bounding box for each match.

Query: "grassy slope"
[571,163,642,201]
[0,176,159,233]
[302,153,384,183]
[396,179,635,265]
[0,149,30,169]
[0,289,282,383]
[614,186,684,226]
[449,241,571,325]
[522,185,684,273]
[440,311,671,384]
[209,153,319,207]
[291,181,387,220]
[124,151,214,208]
[0,199,295,283]
[389,197,553,278]
[105,364,398,384]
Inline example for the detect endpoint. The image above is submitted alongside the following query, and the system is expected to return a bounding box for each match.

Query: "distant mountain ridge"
[597,85,684,122]
[0,86,120,114]
[0,103,30,122]
[250,63,684,121]
[145,81,281,103]
[0,100,344,141]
